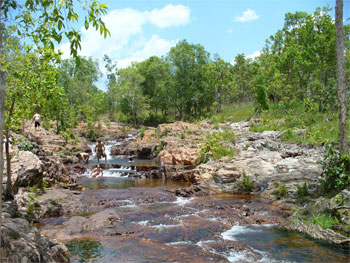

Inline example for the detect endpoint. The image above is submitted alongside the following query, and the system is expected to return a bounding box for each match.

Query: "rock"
[11,151,44,192]
[279,220,350,248]
[41,209,120,242]
[83,209,120,231]
[136,143,159,159]
[1,217,70,263]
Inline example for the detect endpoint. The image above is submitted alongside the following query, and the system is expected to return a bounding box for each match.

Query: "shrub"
[275,183,288,199]
[238,174,253,192]
[198,132,235,163]
[311,212,339,229]
[139,127,146,139]
[320,146,350,196]
[297,182,309,203]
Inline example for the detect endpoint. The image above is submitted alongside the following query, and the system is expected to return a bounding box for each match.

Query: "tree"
[116,65,147,127]
[0,1,110,255]
[168,40,210,120]
[335,0,348,155]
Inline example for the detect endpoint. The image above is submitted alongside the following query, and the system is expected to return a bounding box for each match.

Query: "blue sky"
[58,0,349,89]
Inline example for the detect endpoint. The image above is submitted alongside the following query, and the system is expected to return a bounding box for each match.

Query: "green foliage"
[28,193,35,200]
[210,103,254,124]
[180,133,186,140]
[156,127,170,138]
[86,121,98,141]
[199,131,235,163]
[238,174,253,192]
[297,182,309,203]
[320,146,350,196]
[103,119,111,128]
[155,141,164,156]
[254,72,269,112]
[311,212,339,229]
[42,179,49,193]
[220,128,236,143]
[26,202,34,217]
[249,102,339,146]
[139,127,146,139]
[274,182,288,199]
[18,140,33,152]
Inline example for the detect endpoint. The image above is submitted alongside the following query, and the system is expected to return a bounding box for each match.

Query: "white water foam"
[221,225,293,263]
[173,196,194,206]
[221,225,262,241]
[150,223,183,229]
[167,241,193,246]
[138,220,149,226]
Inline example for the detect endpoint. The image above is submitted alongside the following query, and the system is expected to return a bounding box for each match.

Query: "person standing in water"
[32,113,41,130]
[95,139,107,165]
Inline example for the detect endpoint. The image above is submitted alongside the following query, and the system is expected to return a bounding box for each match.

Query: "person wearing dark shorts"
[95,140,107,165]
[32,113,41,130]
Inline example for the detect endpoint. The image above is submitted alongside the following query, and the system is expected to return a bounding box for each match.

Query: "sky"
[58,0,350,90]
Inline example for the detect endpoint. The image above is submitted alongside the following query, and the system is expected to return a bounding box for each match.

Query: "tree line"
[2,7,349,131]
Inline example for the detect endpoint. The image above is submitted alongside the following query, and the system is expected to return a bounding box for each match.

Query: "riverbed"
[39,142,350,263]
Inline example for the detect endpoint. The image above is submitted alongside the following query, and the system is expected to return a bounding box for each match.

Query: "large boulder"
[10,151,44,191]
[157,147,199,166]
[136,143,159,159]
[1,217,70,263]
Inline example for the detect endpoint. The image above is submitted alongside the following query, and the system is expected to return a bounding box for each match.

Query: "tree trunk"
[336,0,348,154]
[5,129,12,199]
[0,1,5,259]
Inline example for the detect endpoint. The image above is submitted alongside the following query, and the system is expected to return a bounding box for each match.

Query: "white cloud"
[57,5,190,89]
[226,28,233,33]
[117,35,177,68]
[246,51,261,60]
[235,9,259,23]
[149,4,190,28]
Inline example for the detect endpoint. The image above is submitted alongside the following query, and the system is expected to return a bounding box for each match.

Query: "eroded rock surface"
[1,217,69,263]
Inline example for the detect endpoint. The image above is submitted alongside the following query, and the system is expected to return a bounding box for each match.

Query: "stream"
[39,141,350,263]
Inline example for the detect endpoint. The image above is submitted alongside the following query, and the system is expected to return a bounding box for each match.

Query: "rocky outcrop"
[41,209,120,242]
[189,121,324,206]
[279,220,350,248]
[1,217,70,263]
[278,189,350,248]
[9,151,44,193]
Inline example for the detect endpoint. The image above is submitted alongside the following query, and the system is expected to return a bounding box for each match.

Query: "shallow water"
[43,142,349,263]
[50,177,349,263]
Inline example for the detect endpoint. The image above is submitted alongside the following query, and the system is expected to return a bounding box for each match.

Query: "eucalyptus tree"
[116,65,147,127]
[264,7,339,110]
[57,56,104,125]
[168,40,210,120]
[0,0,110,244]
[232,54,256,105]
[103,54,118,117]
[335,0,348,155]
[136,56,171,120]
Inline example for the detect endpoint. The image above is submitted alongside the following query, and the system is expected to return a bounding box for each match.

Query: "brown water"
[40,175,349,263]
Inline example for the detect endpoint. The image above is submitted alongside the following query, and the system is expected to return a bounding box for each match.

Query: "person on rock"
[32,113,41,130]
[95,139,107,165]
[90,164,103,177]
[76,152,90,164]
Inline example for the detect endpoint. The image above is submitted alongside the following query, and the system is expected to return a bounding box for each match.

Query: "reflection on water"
[66,239,104,263]
[222,225,350,263]
[88,157,160,167]
[80,177,191,190]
